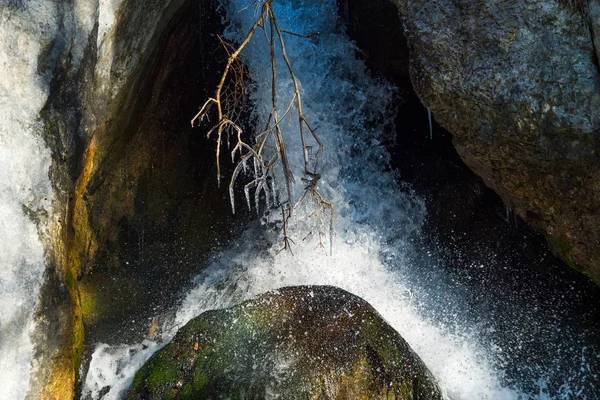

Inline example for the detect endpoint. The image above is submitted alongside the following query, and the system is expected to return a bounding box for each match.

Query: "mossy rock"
[128,286,443,399]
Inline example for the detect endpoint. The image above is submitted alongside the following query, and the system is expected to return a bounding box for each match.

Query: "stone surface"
[394,0,600,283]
[128,286,443,400]
[25,0,236,398]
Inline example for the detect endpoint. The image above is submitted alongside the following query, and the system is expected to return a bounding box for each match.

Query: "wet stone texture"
[128,286,443,400]
[33,0,242,398]
[392,0,600,284]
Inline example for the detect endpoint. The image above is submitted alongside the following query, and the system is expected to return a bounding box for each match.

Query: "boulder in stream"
[128,285,442,399]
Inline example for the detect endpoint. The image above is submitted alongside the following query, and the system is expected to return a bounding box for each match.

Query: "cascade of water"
[0,3,58,400]
[82,1,599,399]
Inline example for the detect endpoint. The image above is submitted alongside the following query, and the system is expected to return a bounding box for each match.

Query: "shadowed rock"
[128,286,443,399]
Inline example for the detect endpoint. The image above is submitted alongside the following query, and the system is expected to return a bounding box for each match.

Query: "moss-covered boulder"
[128,286,442,400]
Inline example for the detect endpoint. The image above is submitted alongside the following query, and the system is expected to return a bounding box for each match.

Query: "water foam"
[0,2,58,399]
[81,1,598,399]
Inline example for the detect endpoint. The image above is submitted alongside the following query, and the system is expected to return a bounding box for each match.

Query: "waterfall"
[0,3,58,400]
[81,1,598,399]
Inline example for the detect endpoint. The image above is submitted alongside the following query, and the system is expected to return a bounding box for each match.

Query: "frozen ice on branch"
[191,0,333,254]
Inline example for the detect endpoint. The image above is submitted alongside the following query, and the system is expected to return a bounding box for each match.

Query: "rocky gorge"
[0,0,599,399]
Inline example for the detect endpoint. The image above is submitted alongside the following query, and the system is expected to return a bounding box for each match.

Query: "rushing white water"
[0,2,58,400]
[82,1,598,399]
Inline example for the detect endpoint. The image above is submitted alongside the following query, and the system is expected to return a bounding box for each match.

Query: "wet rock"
[393,0,600,284]
[29,0,235,398]
[128,286,442,400]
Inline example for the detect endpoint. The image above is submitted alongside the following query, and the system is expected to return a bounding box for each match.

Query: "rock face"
[394,0,600,283]
[128,286,443,400]
[22,0,237,398]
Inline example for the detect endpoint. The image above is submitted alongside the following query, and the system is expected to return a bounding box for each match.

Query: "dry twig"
[191,0,333,254]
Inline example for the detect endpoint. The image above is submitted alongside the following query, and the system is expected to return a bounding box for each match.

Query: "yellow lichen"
[40,134,100,400]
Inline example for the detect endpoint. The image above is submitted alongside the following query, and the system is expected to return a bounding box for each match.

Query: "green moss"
[72,305,85,381]
[40,108,57,137]
[78,286,98,323]
[178,384,194,398]
[65,268,76,293]
[146,352,180,389]
[44,118,58,138]
[192,367,209,392]
[547,235,586,272]
[547,235,572,255]
[79,275,140,326]
[128,287,443,399]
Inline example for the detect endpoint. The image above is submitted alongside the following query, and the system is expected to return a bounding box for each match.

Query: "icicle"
[255,183,261,215]
[244,186,252,210]
[229,187,236,214]
[242,158,248,174]
[263,183,271,207]
[427,108,433,140]
[342,0,350,23]
[271,177,278,206]
[504,205,518,228]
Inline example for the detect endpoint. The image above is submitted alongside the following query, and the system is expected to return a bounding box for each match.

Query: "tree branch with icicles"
[191,0,334,254]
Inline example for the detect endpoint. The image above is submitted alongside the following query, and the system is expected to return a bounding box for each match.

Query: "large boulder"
[128,286,443,399]
[394,0,600,283]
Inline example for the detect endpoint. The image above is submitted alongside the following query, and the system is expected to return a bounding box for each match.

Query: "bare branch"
[191,0,334,254]
[280,29,320,39]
